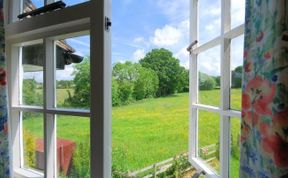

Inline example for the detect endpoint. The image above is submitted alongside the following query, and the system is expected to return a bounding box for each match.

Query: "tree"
[199,72,216,90]
[112,78,120,106]
[232,66,242,88]
[177,67,189,93]
[23,78,43,106]
[112,61,158,103]
[139,48,182,96]
[133,66,159,100]
[65,58,90,108]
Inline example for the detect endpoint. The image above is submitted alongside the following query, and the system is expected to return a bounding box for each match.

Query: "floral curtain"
[0,0,9,177]
[240,0,288,177]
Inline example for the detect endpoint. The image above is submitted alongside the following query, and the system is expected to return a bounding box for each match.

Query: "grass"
[23,88,242,177]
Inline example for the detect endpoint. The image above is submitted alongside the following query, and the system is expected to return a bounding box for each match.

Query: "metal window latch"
[105,17,112,32]
[187,40,198,54]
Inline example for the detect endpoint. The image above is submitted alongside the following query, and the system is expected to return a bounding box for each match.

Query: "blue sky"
[26,0,245,81]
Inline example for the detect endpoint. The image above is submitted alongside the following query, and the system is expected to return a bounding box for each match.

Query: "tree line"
[22,48,243,108]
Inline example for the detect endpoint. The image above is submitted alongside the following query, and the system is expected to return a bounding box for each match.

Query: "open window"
[6,0,111,177]
[189,0,245,177]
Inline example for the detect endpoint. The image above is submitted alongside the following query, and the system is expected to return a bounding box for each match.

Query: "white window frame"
[189,0,244,177]
[5,0,111,178]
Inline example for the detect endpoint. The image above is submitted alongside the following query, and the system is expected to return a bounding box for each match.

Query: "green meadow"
[23,89,242,177]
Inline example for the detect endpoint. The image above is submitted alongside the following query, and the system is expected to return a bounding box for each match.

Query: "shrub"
[112,78,121,106]
[23,129,36,168]
[70,138,90,178]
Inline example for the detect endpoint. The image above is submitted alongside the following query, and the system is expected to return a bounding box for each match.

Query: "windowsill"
[14,168,44,178]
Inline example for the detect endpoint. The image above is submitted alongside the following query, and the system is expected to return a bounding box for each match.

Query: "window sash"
[5,0,111,177]
[189,0,243,177]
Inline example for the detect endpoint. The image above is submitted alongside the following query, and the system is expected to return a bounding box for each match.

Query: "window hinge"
[105,17,112,32]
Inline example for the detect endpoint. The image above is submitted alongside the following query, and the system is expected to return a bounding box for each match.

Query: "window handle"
[187,40,198,54]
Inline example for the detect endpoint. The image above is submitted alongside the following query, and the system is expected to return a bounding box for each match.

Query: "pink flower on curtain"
[242,76,276,115]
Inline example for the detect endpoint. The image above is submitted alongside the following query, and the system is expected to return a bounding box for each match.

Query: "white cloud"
[150,25,182,47]
[132,49,146,61]
[198,46,221,76]
[175,47,189,69]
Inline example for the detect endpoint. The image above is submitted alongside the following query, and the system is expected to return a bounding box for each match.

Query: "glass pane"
[199,0,221,44]
[231,0,245,29]
[198,46,220,107]
[23,0,44,12]
[55,35,90,109]
[198,110,220,174]
[22,112,44,172]
[230,118,241,178]
[59,0,89,7]
[230,35,244,110]
[22,43,44,106]
[56,115,90,178]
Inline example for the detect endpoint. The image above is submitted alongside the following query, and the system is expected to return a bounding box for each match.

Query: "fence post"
[153,164,157,178]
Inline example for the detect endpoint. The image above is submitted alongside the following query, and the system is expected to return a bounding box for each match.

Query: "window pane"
[59,0,89,7]
[198,110,220,174]
[55,35,90,109]
[22,43,44,106]
[231,0,245,29]
[23,0,44,11]
[56,115,90,178]
[198,46,220,107]
[230,35,244,110]
[22,112,44,172]
[199,0,221,44]
[230,118,241,178]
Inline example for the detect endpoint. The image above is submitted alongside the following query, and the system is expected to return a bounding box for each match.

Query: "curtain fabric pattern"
[0,0,9,177]
[240,0,288,177]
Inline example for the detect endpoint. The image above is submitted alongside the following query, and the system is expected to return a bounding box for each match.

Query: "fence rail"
[114,152,193,178]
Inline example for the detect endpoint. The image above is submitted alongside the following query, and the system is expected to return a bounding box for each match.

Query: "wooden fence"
[114,144,220,178]
[114,153,193,178]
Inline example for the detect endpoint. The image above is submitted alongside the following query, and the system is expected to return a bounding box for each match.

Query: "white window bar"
[189,0,244,177]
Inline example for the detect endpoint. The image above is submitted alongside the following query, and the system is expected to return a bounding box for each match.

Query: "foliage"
[113,61,158,105]
[22,79,43,106]
[231,66,243,88]
[158,154,191,177]
[199,72,216,90]
[57,80,74,89]
[177,67,189,93]
[112,78,121,106]
[23,129,36,168]
[139,48,182,96]
[133,66,159,100]
[70,139,90,178]
[213,76,221,87]
[65,59,90,108]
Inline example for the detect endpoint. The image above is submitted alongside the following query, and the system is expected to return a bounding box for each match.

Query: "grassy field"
[23,89,242,177]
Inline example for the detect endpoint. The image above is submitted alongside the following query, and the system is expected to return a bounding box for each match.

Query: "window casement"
[189,0,244,177]
[5,0,111,178]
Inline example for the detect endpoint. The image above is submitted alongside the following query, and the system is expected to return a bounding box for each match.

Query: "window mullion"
[220,0,231,177]
[189,0,199,161]
[7,45,22,171]
[90,0,112,177]
[43,38,57,178]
